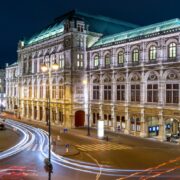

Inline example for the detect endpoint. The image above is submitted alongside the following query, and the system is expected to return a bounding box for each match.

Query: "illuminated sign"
[98,120,104,138]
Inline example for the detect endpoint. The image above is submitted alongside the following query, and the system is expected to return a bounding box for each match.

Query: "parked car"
[0,122,5,130]
[170,135,180,144]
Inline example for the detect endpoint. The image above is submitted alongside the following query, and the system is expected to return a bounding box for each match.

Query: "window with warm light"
[105,54,110,66]
[168,42,177,59]
[94,55,99,67]
[132,49,139,62]
[40,82,43,98]
[118,51,124,64]
[59,54,64,68]
[77,53,83,68]
[52,85,56,99]
[29,85,32,98]
[46,81,49,99]
[59,85,63,99]
[149,46,157,60]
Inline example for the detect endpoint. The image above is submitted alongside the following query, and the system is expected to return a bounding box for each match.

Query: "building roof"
[7,62,18,68]
[25,10,139,46]
[92,18,180,48]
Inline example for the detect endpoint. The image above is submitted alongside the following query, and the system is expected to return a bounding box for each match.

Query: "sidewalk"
[1,112,179,153]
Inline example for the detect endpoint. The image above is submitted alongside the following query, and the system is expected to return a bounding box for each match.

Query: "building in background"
[5,10,180,141]
[0,68,6,112]
[5,62,19,115]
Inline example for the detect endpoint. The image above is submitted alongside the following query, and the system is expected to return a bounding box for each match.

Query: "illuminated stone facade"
[0,68,6,111]
[5,10,180,140]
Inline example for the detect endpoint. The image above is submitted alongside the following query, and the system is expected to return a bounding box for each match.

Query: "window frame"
[94,55,99,67]
[149,46,157,61]
[132,49,139,62]
[168,42,177,59]
[118,51,124,64]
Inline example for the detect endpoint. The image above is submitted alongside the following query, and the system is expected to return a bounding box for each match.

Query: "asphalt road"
[0,119,180,179]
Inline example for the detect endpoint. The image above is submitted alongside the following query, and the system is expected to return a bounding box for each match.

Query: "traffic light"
[44,158,53,173]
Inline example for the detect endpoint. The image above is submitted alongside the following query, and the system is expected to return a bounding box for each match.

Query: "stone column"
[37,104,40,121]
[111,105,116,131]
[111,48,116,67]
[27,104,29,119]
[42,103,46,122]
[124,106,130,134]
[140,108,147,137]
[32,102,34,120]
[158,110,166,141]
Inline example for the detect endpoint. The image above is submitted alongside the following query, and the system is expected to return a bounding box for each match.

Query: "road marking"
[86,153,102,180]
[75,143,131,152]
[117,157,180,180]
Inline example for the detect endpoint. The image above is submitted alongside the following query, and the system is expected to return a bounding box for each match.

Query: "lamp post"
[83,76,90,136]
[41,54,59,180]
[170,118,174,135]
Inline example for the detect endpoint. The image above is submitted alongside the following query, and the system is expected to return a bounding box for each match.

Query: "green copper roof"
[93,18,180,47]
[26,23,64,45]
[25,10,139,46]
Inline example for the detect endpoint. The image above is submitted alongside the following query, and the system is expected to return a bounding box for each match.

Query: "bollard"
[65,144,69,153]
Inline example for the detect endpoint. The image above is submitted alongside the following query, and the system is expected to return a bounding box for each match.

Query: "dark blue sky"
[1,0,180,67]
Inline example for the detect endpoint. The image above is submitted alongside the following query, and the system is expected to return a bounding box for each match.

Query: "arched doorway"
[75,110,85,127]
[39,107,43,121]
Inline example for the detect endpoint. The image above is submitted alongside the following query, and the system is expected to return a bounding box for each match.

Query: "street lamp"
[170,118,174,135]
[83,78,90,136]
[41,54,59,180]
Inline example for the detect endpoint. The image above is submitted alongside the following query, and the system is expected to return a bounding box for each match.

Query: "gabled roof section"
[24,10,139,46]
[92,18,180,48]
[8,62,18,68]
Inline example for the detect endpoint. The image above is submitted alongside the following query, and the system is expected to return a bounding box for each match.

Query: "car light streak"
[0,121,35,160]
[2,119,178,179]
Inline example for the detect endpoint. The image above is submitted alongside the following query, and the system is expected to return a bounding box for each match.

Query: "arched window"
[105,53,110,66]
[59,79,64,99]
[59,54,64,68]
[94,55,99,67]
[132,49,139,62]
[29,82,32,98]
[46,80,49,99]
[93,78,100,100]
[118,51,124,64]
[149,46,157,60]
[52,80,56,99]
[33,81,37,99]
[40,81,43,98]
[168,42,177,58]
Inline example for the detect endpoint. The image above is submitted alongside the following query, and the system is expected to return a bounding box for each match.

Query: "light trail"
[1,119,179,179]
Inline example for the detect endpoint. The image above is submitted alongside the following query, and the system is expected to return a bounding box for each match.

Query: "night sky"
[1,0,180,67]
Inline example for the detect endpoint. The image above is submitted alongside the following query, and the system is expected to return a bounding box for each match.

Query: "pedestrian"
[106,136,109,141]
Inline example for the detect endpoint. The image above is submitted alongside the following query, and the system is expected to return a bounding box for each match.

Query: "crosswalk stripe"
[75,143,131,152]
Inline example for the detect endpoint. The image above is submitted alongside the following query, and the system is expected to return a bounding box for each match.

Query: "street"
[0,119,180,179]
